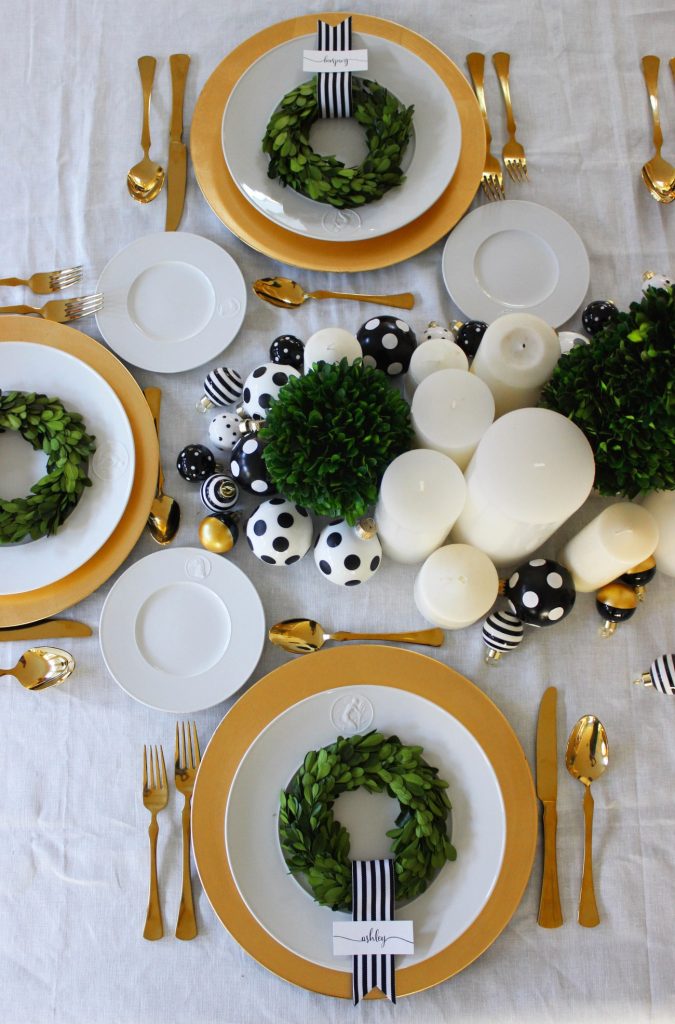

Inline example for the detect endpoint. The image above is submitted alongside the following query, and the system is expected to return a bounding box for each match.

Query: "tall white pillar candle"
[641,490,675,577]
[303,327,361,373]
[414,544,499,629]
[405,339,468,399]
[470,313,560,417]
[375,450,466,564]
[411,369,495,470]
[557,503,660,592]
[451,408,595,567]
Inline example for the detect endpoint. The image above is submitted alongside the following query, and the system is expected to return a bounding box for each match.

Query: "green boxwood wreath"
[262,76,414,209]
[279,731,456,913]
[0,390,96,544]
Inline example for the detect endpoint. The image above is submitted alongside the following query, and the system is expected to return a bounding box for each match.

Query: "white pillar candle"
[411,369,495,471]
[303,327,361,373]
[641,490,675,577]
[451,408,595,567]
[470,313,560,417]
[405,338,468,399]
[557,503,660,592]
[414,544,499,629]
[375,450,466,564]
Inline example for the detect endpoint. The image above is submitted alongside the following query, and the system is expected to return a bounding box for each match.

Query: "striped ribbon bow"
[316,17,353,119]
[351,859,396,1005]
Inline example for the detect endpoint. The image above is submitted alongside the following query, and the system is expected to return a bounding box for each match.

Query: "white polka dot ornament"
[196,366,243,412]
[230,435,272,495]
[356,316,417,376]
[200,473,239,513]
[208,412,242,452]
[246,498,313,566]
[314,519,382,586]
[504,558,576,627]
[242,362,301,419]
[642,271,672,294]
[422,321,458,343]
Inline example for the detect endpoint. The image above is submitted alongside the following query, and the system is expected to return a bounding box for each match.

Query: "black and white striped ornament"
[482,609,525,664]
[633,653,675,696]
[200,473,239,513]
[196,366,243,412]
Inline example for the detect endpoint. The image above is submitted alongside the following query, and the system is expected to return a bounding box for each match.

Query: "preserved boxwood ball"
[270,335,304,370]
[246,498,313,566]
[229,434,273,495]
[356,315,417,376]
[505,558,576,627]
[313,518,382,586]
[176,444,216,482]
[581,300,619,336]
[242,362,301,419]
[456,320,488,359]
[200,473,239,513]
[208,412,242,452]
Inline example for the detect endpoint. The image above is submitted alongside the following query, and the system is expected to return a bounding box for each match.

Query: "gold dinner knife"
[165,54,190,231]
[536,686,563,927]
[0,620,92,641]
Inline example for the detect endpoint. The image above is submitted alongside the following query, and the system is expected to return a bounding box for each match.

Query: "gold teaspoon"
[565,715,609,927]
[269,618,443,654]
[640,56,675,202]
[0,647,75,690]
[127,56,165,203]
[144,388,180,545]
[253,277,415,311]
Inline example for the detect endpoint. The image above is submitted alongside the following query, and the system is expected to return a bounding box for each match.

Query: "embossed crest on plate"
[185,555,212,580]
[321,209,362,235]
[217,297,242,317]
[92,441,129,480]
[330,693,374,734]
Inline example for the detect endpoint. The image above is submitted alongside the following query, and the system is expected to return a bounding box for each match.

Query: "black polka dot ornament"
[208,412,242,453]
[176,444,216,482]
[356,315,417,376]
[246,498,313,566]
[504,558,576,627]
[200,473,239,513]
[270,334,304,371]
[198,513,240,555]
[196,366,243,412]
[229,434,272,495]
[313,518,382,586]
[581,300,619,337]
[242,362,301,419]
[456,321,487,360]
[633,653,675,696]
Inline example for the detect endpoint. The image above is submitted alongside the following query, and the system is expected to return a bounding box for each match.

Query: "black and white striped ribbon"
[351,859,396,1005]
[316,17,353,119]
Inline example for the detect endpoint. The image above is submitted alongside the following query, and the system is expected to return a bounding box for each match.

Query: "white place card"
[332,920,414,957]
[302,49,368,73]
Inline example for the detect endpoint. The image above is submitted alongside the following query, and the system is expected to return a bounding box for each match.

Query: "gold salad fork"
[142,744,168,941]
[467,53,505,200]
[493,53,529,182]
[0,293,103,323]
[0,265,83,294]
[174,722,200,940]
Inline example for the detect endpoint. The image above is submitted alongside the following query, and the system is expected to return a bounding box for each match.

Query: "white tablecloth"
[1,1,674,1021]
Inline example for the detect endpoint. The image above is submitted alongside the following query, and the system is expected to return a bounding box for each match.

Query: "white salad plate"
[99,548,265,713]
[222,32,462,242]
[0,342,135,596]
[225,683,506,972]
[442,200,590,327]
[96,233,246,373]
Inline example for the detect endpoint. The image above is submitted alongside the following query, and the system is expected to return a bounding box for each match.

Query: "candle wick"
[614,529,634,537]
[418,481,425,493]
[450,400,457,409]
[533,462,546,469]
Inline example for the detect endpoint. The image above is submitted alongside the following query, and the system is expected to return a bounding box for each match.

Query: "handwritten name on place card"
[332,921,414,956]
[302,50,369,73]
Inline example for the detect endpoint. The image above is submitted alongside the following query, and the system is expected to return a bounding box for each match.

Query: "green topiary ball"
[541,285,674,497]
[260,359,412,524]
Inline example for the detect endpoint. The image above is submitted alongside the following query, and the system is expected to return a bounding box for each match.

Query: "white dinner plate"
[96,233,246,373]
[225,684,506,972]
[99,548,265,712]
[0,342,135,596]
[222,32,462,242]
[442,200,590,327]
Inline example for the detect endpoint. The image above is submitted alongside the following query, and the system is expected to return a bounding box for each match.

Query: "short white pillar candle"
[411,368,495,470]
[557,503,660,592]
[405,338,469,399]
[375,450,466,564]
[470,313,560,417]
[414,544,499,629]
[451,408,595,567]
[641,490,675,577]
[303,327,361,373]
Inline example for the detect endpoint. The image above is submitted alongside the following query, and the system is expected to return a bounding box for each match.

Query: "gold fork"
[467,53,505,200]
[175,722,200,940]
[0,293,103,323]
[0,265,83,294]
[142,744,168,941]
[493,53,529,182]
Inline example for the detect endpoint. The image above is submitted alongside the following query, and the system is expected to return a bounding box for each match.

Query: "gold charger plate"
[192,646,537,999]
[0,318,158,627]
[191,12,485,271]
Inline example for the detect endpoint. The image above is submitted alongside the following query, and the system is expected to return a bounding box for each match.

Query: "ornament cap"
[633,671,653,688]
[484,648,503,666]
[598,620,618,639]
[238,417,262,435]
[354,516,378,540]
[196,395,214,413]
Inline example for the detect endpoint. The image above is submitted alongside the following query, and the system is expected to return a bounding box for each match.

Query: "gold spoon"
[269,618,443,654]
[253,277,415,311]
[565,715,609,928]
[641,56,675,202]
[144,387,180,545]
[127,56,165,203]
[0,647,75,690]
